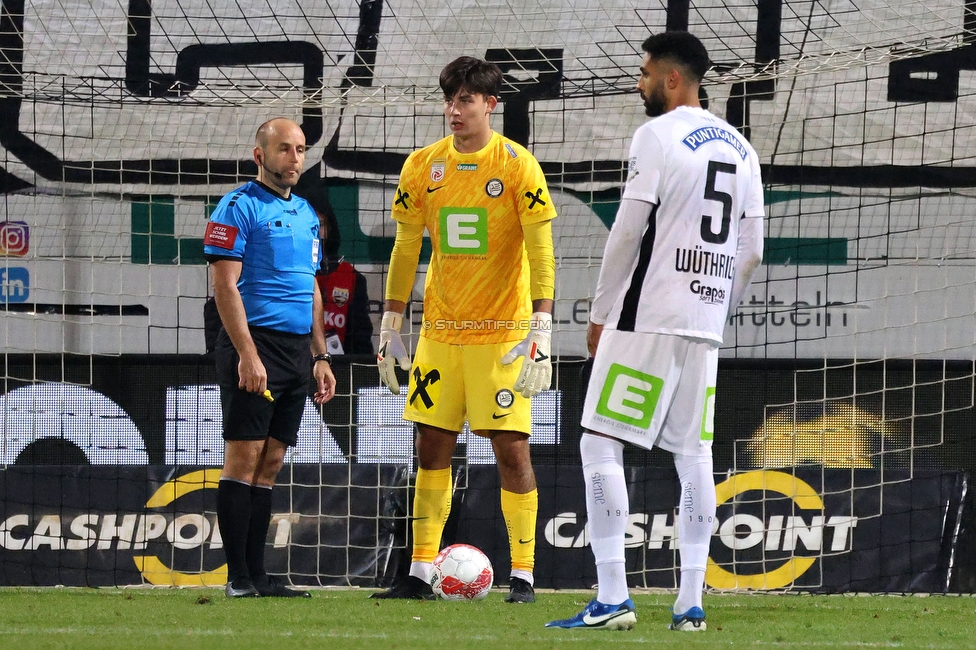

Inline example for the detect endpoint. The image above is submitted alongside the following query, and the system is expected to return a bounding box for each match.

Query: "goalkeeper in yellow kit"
[372,56,557,603]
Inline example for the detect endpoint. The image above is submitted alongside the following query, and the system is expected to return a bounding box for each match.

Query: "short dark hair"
[439,56,503,99]
[641,31,710,83]
[300,186,341,256]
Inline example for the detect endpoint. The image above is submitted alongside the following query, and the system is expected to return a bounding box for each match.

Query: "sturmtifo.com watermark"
[423,318,550,331]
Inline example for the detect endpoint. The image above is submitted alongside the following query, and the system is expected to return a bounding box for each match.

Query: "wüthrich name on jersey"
[674,245,735,306]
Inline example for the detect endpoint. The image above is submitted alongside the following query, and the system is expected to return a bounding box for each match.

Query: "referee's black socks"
[246,485,274,580]
[217,479,253,582]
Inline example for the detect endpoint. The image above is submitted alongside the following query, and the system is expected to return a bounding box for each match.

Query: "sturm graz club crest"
[485,178,503,198]
[495,389,514,408]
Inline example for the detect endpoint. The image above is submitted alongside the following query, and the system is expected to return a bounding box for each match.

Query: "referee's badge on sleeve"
[204,222,238,249]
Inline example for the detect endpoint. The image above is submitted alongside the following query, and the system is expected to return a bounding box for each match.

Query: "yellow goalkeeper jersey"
[391,132,557,344]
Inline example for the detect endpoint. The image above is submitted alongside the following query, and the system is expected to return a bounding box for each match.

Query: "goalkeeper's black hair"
[440,56,503,100]
[641,31,711,84]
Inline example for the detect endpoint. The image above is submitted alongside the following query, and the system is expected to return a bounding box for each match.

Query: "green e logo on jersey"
[440,207,488,254]
[596,363,663,428]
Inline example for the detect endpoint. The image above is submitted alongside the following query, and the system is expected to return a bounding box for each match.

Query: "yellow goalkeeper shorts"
[402,336,531,435]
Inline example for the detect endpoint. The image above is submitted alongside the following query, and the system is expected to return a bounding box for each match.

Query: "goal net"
[1,0,974,592]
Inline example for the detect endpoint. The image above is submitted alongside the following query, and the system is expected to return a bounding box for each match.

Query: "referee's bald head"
[255,117,301,149]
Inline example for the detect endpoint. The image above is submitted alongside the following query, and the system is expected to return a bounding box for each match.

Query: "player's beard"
[642,81,667,117]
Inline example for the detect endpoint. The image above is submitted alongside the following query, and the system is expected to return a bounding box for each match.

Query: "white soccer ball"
[429,543,494,601]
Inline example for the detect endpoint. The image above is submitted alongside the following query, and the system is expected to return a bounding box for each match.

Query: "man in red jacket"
[302,187,375,356]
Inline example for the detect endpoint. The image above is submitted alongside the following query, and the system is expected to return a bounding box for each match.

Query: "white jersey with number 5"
[602,106,764,342]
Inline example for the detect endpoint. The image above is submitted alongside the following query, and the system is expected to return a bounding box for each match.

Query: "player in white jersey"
[547,31,764,632]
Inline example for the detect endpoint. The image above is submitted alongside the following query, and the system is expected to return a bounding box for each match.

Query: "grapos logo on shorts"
[595,363,663,429]
[440,207,488,254]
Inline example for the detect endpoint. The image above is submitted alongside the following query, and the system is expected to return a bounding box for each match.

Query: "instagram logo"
[0,221,29,256]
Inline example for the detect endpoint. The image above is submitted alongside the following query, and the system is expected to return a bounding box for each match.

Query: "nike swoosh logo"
[582,608,630,626]
[491,412,510,419]
[518,538,533,544]
[427,185,446,193]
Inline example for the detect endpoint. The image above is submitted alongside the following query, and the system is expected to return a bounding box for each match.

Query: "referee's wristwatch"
[311,353,333,366]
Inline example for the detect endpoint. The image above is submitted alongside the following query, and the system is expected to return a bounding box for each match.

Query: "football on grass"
[429,543,494,601]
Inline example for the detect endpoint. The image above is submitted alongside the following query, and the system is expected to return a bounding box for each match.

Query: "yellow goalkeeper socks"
[411,467,453,564]
[501,488,538,575]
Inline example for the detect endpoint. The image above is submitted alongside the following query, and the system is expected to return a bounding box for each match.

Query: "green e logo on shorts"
[440,207,488,254]
[701,386,716,442]
[596,363,663,428]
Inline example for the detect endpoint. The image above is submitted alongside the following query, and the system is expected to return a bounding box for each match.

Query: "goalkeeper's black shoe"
[224,577,259,598]
[254,574,311,598]
[505,577,536,603]
[369,575,436,600]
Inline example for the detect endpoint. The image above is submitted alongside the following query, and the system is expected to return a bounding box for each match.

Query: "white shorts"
[581,329,718,457]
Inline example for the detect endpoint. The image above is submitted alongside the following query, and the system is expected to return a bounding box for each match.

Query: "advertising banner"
[1,464,964,592]
[458,466,966,593]
[0,464,404,587]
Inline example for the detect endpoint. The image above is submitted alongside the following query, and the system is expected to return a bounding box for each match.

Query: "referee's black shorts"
[214,326,312,447]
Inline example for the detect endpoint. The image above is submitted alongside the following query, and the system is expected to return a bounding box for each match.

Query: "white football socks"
[672,452,716,615]
[580,432,630,606]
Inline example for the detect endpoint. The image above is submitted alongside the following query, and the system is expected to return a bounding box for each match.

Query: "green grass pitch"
[0,587,973,649]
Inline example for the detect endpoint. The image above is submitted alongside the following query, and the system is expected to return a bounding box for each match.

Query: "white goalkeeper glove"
[501,312,552,398]
[377,311,411,395]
